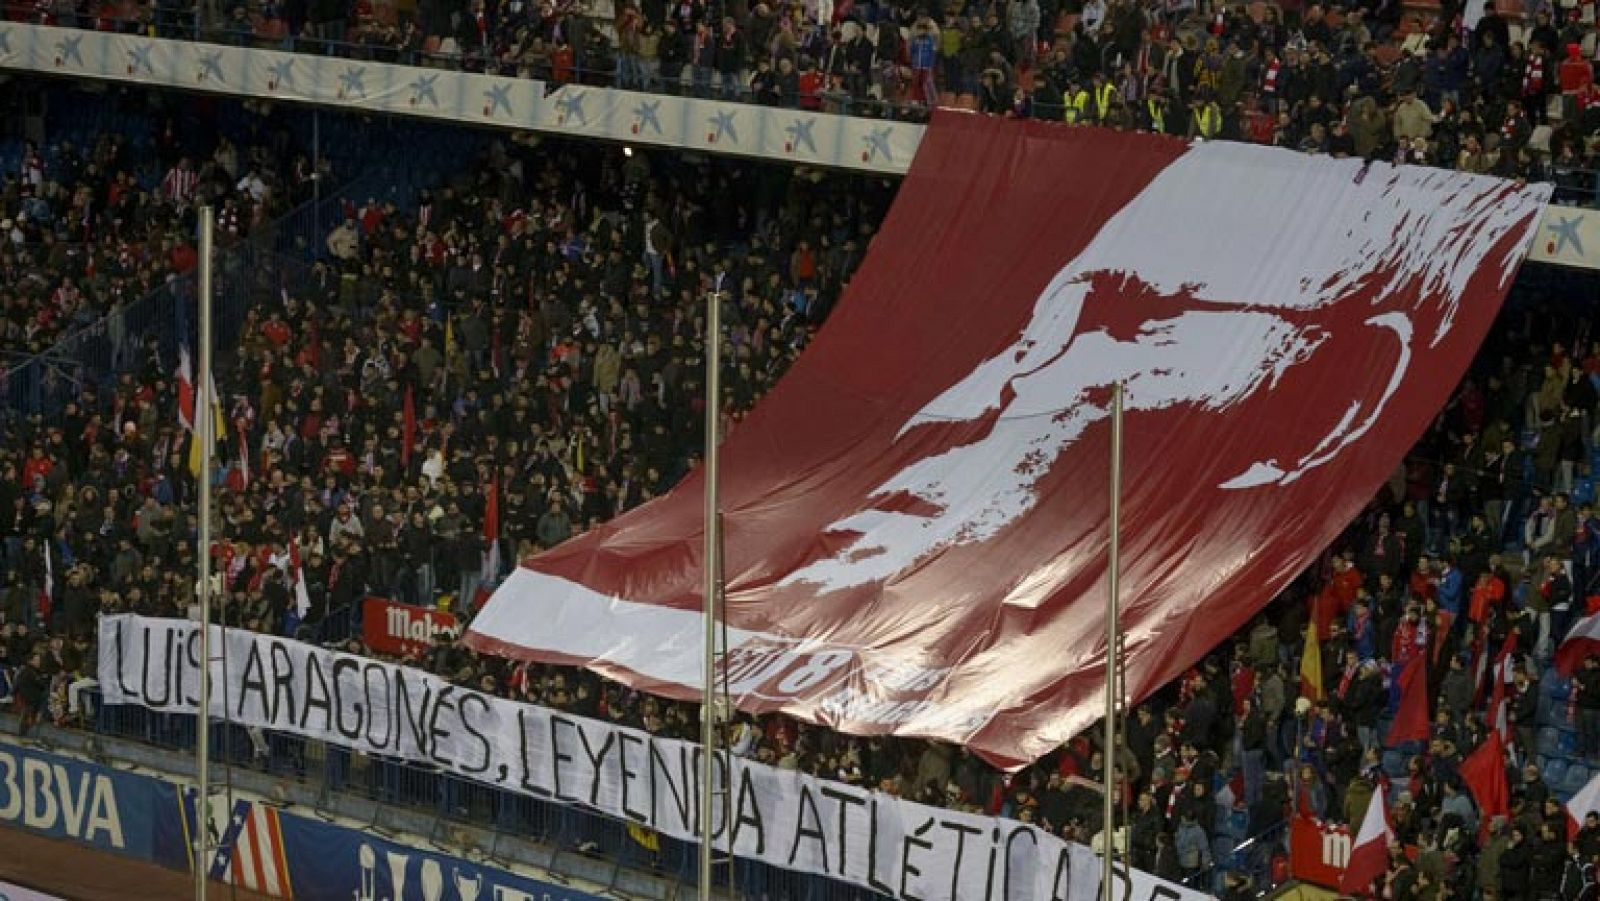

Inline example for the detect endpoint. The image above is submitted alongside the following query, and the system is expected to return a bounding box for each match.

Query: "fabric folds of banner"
[468,112,1552,767]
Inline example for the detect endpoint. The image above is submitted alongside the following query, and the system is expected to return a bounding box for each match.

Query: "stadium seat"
[1559,729,1581,755]
[1542,669,1571,699]
[1539,694,1570,728]
[1562,765,1592,798]
[1539,726,1563,756]
[1575,477,1595,505]
[1545,756,1569,788]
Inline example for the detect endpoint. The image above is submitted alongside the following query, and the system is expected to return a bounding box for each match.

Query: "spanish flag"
[1299,621,1324,702]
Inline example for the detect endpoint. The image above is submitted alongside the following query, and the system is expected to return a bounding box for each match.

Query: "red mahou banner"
[467,113,1551,767]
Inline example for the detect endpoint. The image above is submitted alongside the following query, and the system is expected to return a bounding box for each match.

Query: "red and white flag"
[234,421,251,490]
[466,114,1551,766]
[1567,769,1600,840]
[177,345,195,432]
[479,479,501,608]
[1487,636,1517,752]
[1339,788,1393,895]
[288,539,312,621]
[1556,607,1600,676]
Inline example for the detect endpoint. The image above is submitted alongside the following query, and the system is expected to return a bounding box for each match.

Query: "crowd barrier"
[80,608,1295,900]
[0,734,611,900]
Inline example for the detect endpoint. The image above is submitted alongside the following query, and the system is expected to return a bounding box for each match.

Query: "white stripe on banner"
[0,881,67,901]
[98,614,1204,901]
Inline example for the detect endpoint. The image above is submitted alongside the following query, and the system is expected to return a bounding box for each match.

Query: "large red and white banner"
[467,113,1551,767]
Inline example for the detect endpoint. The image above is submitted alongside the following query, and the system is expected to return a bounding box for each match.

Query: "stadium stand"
[9,0,1600,203]
[3,75,1600,900]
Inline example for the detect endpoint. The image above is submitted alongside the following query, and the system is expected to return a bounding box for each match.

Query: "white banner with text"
[97,614,1205,901]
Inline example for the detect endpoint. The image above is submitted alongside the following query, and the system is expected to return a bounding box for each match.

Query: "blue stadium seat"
[1562,765,1592,798]
[1539,726,1562,757]
[1577,477,1597,505]
[1544,671,1572,700]
[1538,694,1561,727]
[1544,757,1569,788]
[1559,730,1581,755]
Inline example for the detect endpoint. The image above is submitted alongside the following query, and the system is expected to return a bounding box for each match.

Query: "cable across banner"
[98,614,1203,901]
[467,112,1551,767]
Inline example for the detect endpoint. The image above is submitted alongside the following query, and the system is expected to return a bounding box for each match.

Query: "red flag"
[1339,787,1393,895]
[1385,655,1430,746]
[1460,731,1510,839]
[402,387,416,472]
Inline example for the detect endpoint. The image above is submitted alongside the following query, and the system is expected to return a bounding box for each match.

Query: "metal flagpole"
[1102,382,1124,901]
[194,206,215,901]
[699,276,725,901]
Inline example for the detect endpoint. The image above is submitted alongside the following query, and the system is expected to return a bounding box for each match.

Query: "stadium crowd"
[14,0,1600,188]
[3,94,1600,901]
[0,122,323,359]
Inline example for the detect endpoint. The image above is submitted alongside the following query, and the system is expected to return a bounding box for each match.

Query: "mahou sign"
[1289,816,1350,888]
[362,596,460,657]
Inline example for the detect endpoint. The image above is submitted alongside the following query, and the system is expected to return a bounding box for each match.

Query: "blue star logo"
[1547,215,1584,258]
[785,118,817,154]
[197,51,225,83]
[862,126,893,163]
[484,83,513,116]
[409,73,440,106]
[555,91,587,124]
[708,109,738,144]
[266,58,294,88]
[127,43,154,74]
[0,29,11,56]
[632,99,662,134]
[56,36,83,66]
[338,66,367,97]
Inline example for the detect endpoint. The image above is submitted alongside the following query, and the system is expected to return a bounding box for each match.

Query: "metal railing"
[76,621,1292,901]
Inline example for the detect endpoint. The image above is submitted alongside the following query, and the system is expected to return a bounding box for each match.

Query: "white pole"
[1102,381,1124,901]
[699,276,724,901]
[195,206,215,901]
